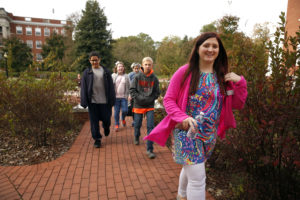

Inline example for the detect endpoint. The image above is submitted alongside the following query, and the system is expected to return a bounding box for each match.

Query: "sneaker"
[146,151,156,159]
[122,120,126,127]
[94,140,101,148]
[104,128,110,136]
[115,125,119,132]
[134,137,139,145]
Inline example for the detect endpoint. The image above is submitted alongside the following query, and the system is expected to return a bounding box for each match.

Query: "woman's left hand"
[225,72,241,83]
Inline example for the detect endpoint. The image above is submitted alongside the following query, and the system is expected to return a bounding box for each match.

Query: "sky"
[0,0,288,42]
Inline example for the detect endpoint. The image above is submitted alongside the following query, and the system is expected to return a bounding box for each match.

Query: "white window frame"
[36,40,42,49]
[26,27,32,35]
[16,26,23,34]
[44,28,50,36]
[26,40,33,48]
[35,28,41,36]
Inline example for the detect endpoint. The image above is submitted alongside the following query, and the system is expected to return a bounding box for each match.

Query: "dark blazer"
[80,66,116,108]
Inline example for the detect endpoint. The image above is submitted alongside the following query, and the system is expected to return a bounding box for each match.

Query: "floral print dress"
[173,72,223,165]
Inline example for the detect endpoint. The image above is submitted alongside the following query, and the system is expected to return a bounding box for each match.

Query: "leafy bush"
[0,73,78,147]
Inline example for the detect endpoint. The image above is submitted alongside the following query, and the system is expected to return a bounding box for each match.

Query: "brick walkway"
[0,117,214,200]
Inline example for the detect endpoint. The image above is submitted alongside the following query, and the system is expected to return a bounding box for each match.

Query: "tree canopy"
[155,36,194,76]
[2,36,32,73]
[200,22,217,33]
[112,33,156,72]
[42,32,66,61]
[75,0,113,72]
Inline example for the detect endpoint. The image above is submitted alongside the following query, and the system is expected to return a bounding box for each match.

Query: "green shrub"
[0,72,78,147]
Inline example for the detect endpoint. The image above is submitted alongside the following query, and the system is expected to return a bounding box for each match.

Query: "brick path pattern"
[0,117,214,200]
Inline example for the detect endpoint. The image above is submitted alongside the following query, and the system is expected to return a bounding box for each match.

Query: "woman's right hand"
[175,123,185,130]
[175,117,197,131]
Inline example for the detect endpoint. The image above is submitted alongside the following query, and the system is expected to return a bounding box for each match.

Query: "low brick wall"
[72,104,89,124]
[73,111,89,124]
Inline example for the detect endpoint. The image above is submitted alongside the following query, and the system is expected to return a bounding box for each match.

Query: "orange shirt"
[133,107,154,114]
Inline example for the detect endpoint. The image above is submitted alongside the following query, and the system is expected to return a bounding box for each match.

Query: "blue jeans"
[134,110,154,152]
[114,98,128,125]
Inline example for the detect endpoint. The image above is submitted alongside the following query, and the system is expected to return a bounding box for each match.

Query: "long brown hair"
[115,61,126,74]
[181,32,228,95]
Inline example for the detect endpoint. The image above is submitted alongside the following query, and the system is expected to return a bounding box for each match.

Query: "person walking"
[112,61,130,132]
[128,63,142,126]
[128,62,142,82]
[80,51,116,148]
[145,32,247,199]
[130,57,160,159]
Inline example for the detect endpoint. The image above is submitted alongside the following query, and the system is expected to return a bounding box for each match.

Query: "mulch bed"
[206,162,232,200]
[0,127,80,166]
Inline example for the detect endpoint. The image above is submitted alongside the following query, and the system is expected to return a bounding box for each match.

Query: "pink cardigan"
[144,64,247,146]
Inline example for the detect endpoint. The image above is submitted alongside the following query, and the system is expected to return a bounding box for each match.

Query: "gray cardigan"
[111,73,130,99]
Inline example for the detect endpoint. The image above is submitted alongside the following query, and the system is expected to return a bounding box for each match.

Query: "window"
[26,40,33,48]
[16,26,23,34]
[36,53,43,61]
[61,20,67,25]
[36,40,42,49]
[35,28,41,36]
[44,28,50,36]
[0,27,2,35]
[25,17,31,22]
[61,28,65,36]
[26,27,32,35]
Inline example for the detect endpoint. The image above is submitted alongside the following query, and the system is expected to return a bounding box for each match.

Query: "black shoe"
[134,136,139,145]
[94,140,101,148]
[104,128,110,136]
[147,151,156,159]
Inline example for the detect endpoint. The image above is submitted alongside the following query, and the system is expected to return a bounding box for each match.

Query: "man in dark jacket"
[130,57,160,159]
[80,51,116,148]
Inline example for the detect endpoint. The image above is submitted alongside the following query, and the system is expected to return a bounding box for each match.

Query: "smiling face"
[117,63,125,74]
[198,37,219,64]
[89,56,100,68]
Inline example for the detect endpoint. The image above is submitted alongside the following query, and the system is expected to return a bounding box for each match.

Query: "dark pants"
[88,103,112,140]
[134,110,154,152]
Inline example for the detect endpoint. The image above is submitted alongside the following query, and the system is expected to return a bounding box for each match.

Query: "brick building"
[286,0,299,76]
[286,0,300,38]
[0,8,72,61]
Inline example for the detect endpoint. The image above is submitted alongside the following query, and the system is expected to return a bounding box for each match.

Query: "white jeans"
[178,162,206,200]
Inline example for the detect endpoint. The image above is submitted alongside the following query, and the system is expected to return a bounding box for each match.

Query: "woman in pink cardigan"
[144,32,247,200]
